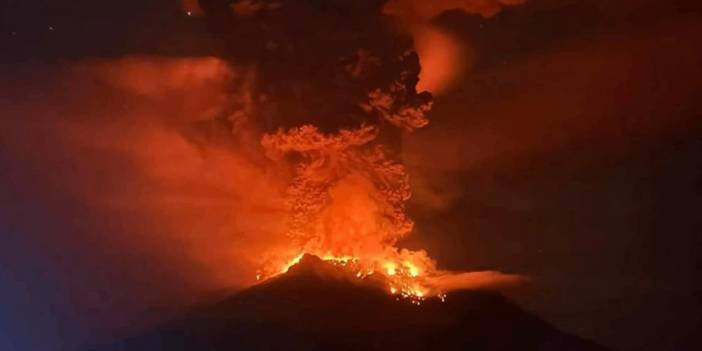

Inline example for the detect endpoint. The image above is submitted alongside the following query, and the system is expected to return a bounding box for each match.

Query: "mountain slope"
[90,255,608,351]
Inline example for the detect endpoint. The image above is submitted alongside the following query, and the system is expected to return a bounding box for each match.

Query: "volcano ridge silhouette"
[90,254,608,351]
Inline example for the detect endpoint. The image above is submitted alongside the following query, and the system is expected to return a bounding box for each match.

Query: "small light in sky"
[187,11,192,16]
[48,26,54,31]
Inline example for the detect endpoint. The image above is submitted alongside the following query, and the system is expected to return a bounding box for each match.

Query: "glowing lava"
[254,115,440,301]
[253,124,525,301]
[266,253,432,303]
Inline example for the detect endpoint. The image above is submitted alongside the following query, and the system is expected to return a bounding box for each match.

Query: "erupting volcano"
[255,90,521,301]
[84,1,539,347]
[179,0,526,303]
[70,0,595,349]
[5,0,702,350]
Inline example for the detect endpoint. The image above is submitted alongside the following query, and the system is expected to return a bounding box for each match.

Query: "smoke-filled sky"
[1,1,702,350]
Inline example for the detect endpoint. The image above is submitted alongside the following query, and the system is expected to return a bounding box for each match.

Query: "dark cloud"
[194,0,431,134]
[402,1,702,349]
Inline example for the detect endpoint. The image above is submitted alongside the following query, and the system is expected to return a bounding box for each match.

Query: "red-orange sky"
[1,1,701,350]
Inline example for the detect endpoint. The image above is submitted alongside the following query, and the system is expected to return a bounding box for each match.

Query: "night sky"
[2,1,702,350]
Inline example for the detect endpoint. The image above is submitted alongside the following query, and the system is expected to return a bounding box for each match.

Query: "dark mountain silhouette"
[89,255,608,351]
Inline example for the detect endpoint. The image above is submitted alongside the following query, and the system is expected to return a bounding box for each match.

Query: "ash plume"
[192,0,431,134]
[188,0,525,295]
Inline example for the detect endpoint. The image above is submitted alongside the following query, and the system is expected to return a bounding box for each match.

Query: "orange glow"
[78,56,522,302]
[384,262,398,276]
[2,56,299,303]
[382,0,526,95]
[404,261,420,277]
[255,123,443,300]
[280,253,306,274]
[170,2,518,302]
[255,122,524,300]
[412,24,470,95]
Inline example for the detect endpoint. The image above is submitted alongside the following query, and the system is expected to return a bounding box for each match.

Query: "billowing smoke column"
[194,0,430,132]
[192,0,523,298]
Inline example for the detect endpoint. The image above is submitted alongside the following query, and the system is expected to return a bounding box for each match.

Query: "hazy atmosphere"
[1,1,701,350]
